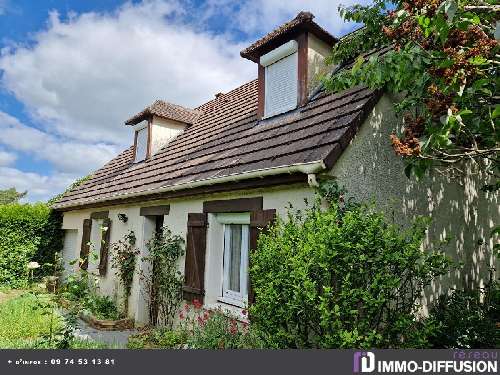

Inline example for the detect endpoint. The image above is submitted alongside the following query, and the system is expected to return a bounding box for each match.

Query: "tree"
[0,187,27,205]
[324,0,498,181]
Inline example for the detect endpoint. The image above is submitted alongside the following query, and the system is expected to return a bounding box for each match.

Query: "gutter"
[53,160,326,210]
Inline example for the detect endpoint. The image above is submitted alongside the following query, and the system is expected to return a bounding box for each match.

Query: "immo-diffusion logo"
[352,351,498,374]
[353,352,375,373]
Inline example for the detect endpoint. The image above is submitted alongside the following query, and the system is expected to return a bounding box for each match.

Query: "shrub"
[128,328,186,349]
[83,294,120,321]
[427,284,499,348]
[59,274,89,302]
[249,181,452,348]
[0,203,63,287]
[58,274,120,320]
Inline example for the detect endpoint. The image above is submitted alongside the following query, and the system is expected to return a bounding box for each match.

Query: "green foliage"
[181,302,263,349]
[0,293,63,348]
[111,231,139,313]
[249,182,452,348]
[141,226,185,327]
[83,294,120,321]
[325,0,499,179]
[0,291,108,349]
[59,274,89,302]
[0,187,27,205]
[59,274,120,320]
[427,283,499,348]
[0,203,63,287]
[128,327,187,349]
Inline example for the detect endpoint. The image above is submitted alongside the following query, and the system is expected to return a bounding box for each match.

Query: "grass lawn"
[0,291,107,349]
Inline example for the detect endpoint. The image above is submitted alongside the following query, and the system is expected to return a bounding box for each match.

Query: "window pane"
[135,126,148,162]
[228,224,242,292]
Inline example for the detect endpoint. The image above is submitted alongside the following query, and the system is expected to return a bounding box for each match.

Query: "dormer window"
[240,11,338,121]
[260,40,298,118]
[125,100,202,163]
[134,121,149,163]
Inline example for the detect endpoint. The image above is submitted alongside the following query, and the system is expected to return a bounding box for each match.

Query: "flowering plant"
[178,299,261,349]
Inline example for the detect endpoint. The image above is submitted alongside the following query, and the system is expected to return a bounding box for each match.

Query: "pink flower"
[184,303,190,312]
[179,312,185,320]
[193,299,202,309]
[241,309,247,316]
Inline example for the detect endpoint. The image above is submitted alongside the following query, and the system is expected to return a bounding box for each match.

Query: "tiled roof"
[125,100,202,125]
[240,11,337,62]
[52,80,380,210]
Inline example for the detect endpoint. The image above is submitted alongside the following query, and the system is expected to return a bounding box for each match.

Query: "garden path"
[73,318,137,348]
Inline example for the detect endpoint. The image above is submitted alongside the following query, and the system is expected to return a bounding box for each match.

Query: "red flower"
[183,303,190,312]
[179,312,185,320]
[193,299,203,309]
[229,319,238,335]
[197,316,205,326]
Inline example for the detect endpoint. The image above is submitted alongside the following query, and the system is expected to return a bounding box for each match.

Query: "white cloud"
[0,149,16,166]
[0,167,74,202]
[204,0,369,37]
[0,0,255,145]
[0,111,118,174]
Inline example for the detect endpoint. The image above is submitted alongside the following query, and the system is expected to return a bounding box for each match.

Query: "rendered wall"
[61,184,316,324]
[330,94,499,312]
[307,33,332,95]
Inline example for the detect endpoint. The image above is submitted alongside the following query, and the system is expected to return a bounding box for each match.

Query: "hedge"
[0,203,63,287]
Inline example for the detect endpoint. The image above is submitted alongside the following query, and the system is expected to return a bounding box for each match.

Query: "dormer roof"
[240,11,337,63]
[125,100,202,125]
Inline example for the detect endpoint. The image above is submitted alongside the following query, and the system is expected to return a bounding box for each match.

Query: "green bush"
[428,285,499,348]
[249,181,452,348]
[59,274,120,320]
[59,274,89,302]
[128,328,186,349]
[83,294,120,321]
[0,203,63,287]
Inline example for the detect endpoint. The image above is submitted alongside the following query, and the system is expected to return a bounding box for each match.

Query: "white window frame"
[216,213,250,308]
[260,40,298,119]
[134,121,149,163]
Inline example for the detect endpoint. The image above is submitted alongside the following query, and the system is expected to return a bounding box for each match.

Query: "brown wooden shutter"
[248,209,276,305]
[80,219,92,270]
[182,213,208,303]
[98,218,112,276]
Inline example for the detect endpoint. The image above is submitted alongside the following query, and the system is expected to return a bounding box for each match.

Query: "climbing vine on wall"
[140,227,185,328]
[111,231,139,314]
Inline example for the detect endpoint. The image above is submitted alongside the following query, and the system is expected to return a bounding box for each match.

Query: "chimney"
[241,12,337,120]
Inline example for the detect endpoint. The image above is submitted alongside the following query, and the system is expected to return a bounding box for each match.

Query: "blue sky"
[0,0,363,202]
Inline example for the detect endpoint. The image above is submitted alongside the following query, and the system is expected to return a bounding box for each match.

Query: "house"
[52,11,499,324]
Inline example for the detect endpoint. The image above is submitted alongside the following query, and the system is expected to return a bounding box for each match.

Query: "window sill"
[205,300,249,323]
[217,296,246,308]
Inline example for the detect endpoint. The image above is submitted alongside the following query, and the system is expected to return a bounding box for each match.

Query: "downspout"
[307,173,319,187]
